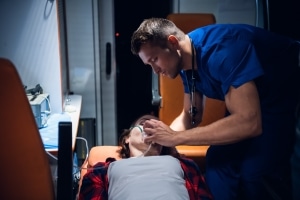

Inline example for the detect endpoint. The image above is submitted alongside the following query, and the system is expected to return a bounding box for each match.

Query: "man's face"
[138,42,183,79]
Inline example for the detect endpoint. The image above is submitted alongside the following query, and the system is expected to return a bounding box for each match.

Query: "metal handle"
[106,42,111,75]
[255,0,270,30]
[151,72,161,106]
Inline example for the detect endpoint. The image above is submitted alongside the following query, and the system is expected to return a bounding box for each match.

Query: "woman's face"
[126,125,162,156]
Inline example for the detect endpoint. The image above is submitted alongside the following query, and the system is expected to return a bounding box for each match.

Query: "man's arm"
[144,81,262,146]
[170,92,204,131]
[176,81,262,145]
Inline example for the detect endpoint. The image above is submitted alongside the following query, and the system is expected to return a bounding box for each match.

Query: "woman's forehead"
[134,119,147,126]
[131,125,143,133]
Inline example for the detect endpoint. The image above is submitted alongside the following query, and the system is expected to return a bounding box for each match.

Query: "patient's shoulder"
[178,157,200,171]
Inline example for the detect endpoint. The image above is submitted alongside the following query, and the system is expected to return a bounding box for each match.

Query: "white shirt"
[108,155,189,200]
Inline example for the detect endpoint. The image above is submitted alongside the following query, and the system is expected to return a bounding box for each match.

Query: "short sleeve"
[208,41,264,95]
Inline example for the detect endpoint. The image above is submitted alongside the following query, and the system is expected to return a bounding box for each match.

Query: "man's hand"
[143,119,178,147]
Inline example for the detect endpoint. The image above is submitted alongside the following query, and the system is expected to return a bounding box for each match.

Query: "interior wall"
[64,0,96,118]
[172,0,256,25]
[172,0,219,17]
[0,0,63,113]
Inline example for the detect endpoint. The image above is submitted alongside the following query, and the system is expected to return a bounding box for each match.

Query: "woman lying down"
[78,114,212,200]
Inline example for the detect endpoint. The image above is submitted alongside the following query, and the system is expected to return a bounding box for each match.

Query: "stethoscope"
[189,38,198,125]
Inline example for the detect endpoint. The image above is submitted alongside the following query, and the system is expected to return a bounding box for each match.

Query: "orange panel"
[167,13,216,33]
[159,75,184,125]
[0,58,55,199]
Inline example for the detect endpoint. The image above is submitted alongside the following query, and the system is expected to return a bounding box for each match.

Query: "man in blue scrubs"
[131,18,300,200]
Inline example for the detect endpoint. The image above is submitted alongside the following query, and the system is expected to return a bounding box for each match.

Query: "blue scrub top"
[179,24,300,199]
[181,23,299,113]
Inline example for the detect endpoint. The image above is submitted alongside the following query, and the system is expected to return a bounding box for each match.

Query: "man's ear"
[168,35,179,47]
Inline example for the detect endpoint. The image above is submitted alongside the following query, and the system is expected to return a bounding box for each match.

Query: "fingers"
[143,132,154,144]
[143,119,159,129]
[142,119,163,144]
[142,119,157,141]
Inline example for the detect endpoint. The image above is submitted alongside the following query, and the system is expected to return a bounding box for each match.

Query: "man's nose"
[152,66,160,74]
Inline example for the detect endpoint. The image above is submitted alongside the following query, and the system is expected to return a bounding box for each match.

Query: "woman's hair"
[117,114,180,158]
[131,18,186,55]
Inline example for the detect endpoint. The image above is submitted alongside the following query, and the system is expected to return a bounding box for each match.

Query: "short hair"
[131,18,185,55]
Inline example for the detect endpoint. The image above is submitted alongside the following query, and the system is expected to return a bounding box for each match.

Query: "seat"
[77,145,207,196]
[77,145,208,196]
[77,146,121,198]
[159,13,227,170]
[0,58,55,199]
[0,58,75,200]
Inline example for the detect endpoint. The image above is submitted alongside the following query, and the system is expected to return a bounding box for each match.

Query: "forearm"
[170,112,190,131]
[175,113,262,146]
[170,110,201,131]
